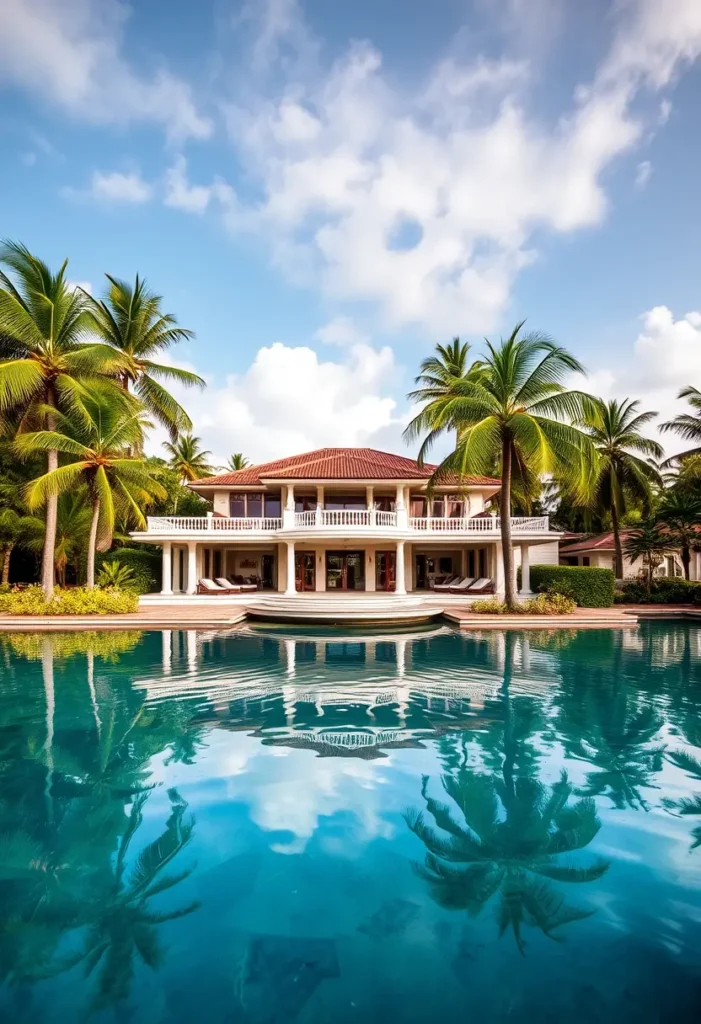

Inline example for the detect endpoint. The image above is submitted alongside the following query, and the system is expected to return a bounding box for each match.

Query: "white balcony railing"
[409,515,549,533]
[145,513,549,534]
[147,516,282,532]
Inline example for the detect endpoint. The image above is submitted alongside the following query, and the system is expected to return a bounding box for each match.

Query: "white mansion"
[132,447,561,598]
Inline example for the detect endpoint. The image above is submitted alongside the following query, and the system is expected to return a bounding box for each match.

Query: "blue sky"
[1,0,701,463]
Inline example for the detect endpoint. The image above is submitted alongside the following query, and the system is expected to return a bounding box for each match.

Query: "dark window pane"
[265,493,281,517]
[325,495,366,510]
[229,493,246,517]
[295,496,317,512]
[247,493,263,517]
[439,556,452,574]
[410,496,426,517]
[432,498,444,516]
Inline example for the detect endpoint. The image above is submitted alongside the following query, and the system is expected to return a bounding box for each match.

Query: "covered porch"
[159,538,547,597]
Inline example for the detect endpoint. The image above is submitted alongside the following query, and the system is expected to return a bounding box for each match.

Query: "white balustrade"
[146,512,548,534]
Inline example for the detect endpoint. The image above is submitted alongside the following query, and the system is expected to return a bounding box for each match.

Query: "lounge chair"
[197,578,238,595]
[213,577,247,593]
[448,577,476,593]
[432,575,461,592]
[467,577,494,594]
[232,575,259,591]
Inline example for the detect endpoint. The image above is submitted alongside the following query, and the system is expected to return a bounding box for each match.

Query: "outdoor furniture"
[197,578,239,594]
[232,575,259,591]
[430,574,456,589]
[213,577,246,593]
[447,577,476,593]
[432,576,461,592]
[467,578,494,594]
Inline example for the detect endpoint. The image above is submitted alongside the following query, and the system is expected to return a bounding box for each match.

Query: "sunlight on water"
[1,624,700,1022]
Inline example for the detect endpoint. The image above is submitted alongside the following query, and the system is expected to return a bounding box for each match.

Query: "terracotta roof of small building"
[559,531,625,555]
[191,448,500,487]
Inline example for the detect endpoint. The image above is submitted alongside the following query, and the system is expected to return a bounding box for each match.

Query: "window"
[247,493,263,518]
[295,496,317,512]
[324,495,367,510]
[448,496,464,517]
[439,556,453,574]
[229,493,246,517]
[410,496,427,517]
[582,556,590,567]
[265,493,281,517]
[432,497,445,517]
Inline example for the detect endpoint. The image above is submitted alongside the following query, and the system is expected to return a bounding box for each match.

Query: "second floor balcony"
[144,511,552,536]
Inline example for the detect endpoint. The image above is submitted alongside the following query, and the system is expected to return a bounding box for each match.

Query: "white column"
[494,541,505,597]
[283,485,295,529]
[396,484,408,529]
[173,546,182,593]
[161,541,172,595]
[186,541,197,595]
[520,543,531,594]
[277,542,286,592]
[443,493,449,518]
[315,550,326,591]
[366,485,376,526]
[316,485,324,525]
[284,638,296,678]
[365,549,375,591]
[285,540,296,595]
[396,539,406,594]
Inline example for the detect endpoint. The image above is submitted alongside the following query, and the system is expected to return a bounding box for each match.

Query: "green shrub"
[530,565,615,608]
[97,560,137,591]
[615,577,701,605]
[0,585,139,616]
[471,592,576,615]
[97,547,160,594]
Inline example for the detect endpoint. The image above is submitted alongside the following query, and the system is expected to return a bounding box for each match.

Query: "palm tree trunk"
[681,545,691,580]
[501,437,517,609]
[41,396,58,598]
[1,544,12,585]
[611,501,623,581]
[86,496,100,589]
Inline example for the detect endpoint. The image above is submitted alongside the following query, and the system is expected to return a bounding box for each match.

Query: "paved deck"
[0,600,699,633]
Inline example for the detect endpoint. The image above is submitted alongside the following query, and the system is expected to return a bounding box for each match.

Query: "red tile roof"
[191,448,500,487]
[559,531,623,554]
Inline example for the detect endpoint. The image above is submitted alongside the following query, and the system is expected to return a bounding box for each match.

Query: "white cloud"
[0,0,211,141]
[570,305,701,455]
[214,0,701,333]
[88,170,153,203]
[67,279,93,294]
[163,156,234,214]
[635,159,652,188]
[146,340,406,464]
[314,315,368,347]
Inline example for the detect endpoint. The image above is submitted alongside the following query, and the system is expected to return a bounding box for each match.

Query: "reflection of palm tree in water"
[58,788,199,1012]
[407,633,609,953]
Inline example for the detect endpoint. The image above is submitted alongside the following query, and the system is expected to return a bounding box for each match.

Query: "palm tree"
[88,273,204,441]
[163,433,214,482]
[660,386,701,465]
[224,452,249,472]
[582,399,663,579]
[406,324,596,609]
[624,520,668,592]
[0,241,123,596]
[656,490,701,580]
[405,337,475,450]
[16,389,166,587]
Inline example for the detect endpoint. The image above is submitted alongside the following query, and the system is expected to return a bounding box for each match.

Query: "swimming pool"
[1,624,700,1021]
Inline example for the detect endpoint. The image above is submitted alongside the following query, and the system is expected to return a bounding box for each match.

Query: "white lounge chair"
[467,577,494,594]
[432,575,462,592]
[448,577,476,593]
[215,577,249,593]
[231,575,259,592]
[430,574,456,590]
[197,578,237,594]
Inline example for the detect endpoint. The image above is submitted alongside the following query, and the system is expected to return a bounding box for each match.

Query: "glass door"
[326,551,365,590]
[295,552,316,591]
[376,551,396,591]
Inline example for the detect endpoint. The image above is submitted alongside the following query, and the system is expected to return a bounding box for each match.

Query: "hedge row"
[530,564,615,608]
[0,586,139,616]
[615,578,701,605]
[97,547,161,595]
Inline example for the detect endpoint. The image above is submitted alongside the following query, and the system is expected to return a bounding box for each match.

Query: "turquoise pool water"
[1,624,700,1021]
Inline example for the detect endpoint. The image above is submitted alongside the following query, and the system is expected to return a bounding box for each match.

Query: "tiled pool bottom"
[1,625,700,1022]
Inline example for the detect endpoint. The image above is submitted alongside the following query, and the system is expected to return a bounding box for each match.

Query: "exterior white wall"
[213,491,229,515]
[514,540,559,568]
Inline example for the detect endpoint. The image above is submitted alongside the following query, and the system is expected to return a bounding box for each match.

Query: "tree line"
[0,242,247,594]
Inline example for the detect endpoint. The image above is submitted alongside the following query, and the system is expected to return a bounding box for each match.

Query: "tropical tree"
[624,520,669,592]
[88,273,204,441]
[163,433,214,483]
[0,242,125,596]
[406,324,596,609]
[405,337,476,450]
[582,398,663,578]
[16,390,166,587]
[224,452,249,472]
[660,386,701,465]
[655,490,701,580]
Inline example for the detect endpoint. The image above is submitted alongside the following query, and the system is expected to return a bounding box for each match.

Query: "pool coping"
[1,604,700,632]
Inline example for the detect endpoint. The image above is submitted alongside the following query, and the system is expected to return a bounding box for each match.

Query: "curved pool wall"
[1,623,700,1022]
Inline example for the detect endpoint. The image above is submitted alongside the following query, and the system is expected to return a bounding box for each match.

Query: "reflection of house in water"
[134,629,562,759]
